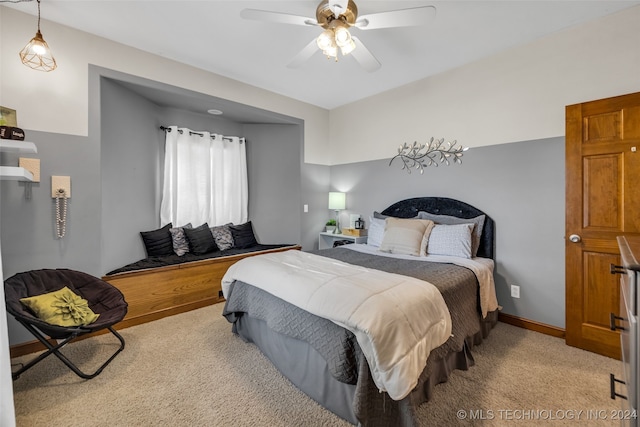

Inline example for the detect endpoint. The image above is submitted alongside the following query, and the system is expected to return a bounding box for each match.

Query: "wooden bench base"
[102,245,301,329]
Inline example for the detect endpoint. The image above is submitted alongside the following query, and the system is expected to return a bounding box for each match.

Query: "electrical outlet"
[511,284,520,299]
[303,204,308,213]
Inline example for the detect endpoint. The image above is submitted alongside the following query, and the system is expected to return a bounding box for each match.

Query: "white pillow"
[379,218,435,256]
[367,216,385,247]
[427,223,474,258]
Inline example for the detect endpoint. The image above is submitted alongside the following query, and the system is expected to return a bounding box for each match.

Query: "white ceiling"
[6,1,640,110]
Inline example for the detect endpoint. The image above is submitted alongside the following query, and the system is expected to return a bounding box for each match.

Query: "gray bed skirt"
[234,309,498,426]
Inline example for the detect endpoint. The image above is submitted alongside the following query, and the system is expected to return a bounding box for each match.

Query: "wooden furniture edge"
[100,244,301,281]
[10,245,301,358]
[498,312,565,339]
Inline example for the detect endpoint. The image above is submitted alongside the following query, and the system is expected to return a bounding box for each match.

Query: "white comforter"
[221,249,452,401]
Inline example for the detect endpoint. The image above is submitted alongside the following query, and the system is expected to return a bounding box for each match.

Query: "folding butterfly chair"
[4,268,128,380]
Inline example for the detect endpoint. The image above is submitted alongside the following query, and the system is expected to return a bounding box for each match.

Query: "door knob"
[569,234,581,243]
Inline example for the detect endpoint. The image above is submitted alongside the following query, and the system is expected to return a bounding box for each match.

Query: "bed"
[221,197,499,426]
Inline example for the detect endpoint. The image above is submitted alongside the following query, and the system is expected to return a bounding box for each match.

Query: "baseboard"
[499,312,565,339]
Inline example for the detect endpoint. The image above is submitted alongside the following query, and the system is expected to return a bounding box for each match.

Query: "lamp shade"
[19,0,57,72]
[328,192,346,210]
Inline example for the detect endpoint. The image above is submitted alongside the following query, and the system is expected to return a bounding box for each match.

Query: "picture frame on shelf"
[0,107,17,127]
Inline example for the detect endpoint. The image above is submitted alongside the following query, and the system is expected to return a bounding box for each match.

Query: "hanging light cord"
[36,0,41,33]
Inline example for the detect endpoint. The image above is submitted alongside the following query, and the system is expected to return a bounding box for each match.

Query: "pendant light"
[19,0,57,72]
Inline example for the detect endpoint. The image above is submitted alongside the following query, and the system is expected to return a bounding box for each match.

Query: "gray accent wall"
[99,77,248,273]
[244,124,302,246]
[100,78,163,274]
[96,69,313,274]
[329,137,566,328]
[1,130,99,344]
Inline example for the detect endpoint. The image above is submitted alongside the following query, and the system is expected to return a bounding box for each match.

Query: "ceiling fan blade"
[350,37,381,72]
[329,0,350,19]
[287,38,319,69]
[354,6,436,30]
[241,9,318,27]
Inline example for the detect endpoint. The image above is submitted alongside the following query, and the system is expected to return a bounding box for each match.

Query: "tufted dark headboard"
[379,197,495,259]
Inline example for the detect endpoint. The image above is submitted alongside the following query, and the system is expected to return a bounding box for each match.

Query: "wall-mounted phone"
[52,176,71,238]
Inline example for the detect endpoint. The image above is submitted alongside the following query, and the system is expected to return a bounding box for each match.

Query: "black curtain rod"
[159,126,239,142]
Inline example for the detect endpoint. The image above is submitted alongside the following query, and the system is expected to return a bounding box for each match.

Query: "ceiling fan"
[241,0,436,72]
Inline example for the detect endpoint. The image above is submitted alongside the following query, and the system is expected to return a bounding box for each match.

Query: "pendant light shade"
[19,0,57,72]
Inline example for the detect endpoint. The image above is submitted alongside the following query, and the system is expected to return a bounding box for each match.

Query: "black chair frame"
[11,319,125,380]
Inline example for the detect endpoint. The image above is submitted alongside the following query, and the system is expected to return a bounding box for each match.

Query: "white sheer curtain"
[160,126,248,227]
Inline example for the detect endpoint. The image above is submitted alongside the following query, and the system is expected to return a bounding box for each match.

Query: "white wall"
[0,6,330,165]
[0,238,16,426]
[329,5,640,165]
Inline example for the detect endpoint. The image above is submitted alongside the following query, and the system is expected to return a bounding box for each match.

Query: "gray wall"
[100,79,162,273]
[243,123,330,251]
[301,163,331,251]
[244,124,301,246]
[100,78,248,274]
[1,130,99,343]
[330,137,566,328]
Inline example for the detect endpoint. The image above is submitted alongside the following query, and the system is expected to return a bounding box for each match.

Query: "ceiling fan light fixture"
[339,39,356,56]
[19,0,57,72]
[322,42,338,60]
[316,20,355,60]
[334,25,352,47]
[316,29,334,51]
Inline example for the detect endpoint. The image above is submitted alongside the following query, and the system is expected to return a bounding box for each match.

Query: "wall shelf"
[0,140,37,154]
[0,166,34,181]
[0,140,38,181]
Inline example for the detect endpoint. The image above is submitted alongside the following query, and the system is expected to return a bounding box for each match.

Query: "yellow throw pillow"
[20,286,100,327]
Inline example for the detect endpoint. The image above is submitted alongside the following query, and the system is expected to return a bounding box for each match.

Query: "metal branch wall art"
[389,138,468,174]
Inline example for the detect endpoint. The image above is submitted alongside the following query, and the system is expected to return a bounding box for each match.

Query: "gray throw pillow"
[169,223,192,256]
[210,223,234,251]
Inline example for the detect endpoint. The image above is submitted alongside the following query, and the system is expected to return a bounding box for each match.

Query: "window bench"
[102,244,301,329]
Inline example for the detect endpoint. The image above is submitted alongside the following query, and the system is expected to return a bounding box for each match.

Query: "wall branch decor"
[389,138,468,174]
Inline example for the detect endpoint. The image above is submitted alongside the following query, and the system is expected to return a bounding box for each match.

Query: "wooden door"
[566,92,640,359]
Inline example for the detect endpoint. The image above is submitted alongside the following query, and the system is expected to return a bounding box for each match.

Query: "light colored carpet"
[12,303,624,426]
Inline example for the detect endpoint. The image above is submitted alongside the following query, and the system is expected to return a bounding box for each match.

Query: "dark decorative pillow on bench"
[184,223,218,255]
[140,223,174,257]
[229,221,258,249]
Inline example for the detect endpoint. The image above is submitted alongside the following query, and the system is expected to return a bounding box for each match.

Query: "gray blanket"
[223,247,494,426]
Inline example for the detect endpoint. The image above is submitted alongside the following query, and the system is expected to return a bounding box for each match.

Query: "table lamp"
[328,192,346,234]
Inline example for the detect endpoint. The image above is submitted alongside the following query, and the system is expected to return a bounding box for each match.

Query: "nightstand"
[318,232,367,250]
